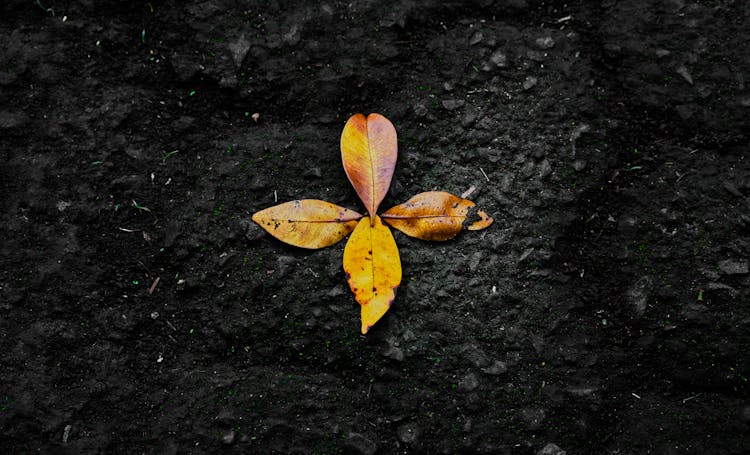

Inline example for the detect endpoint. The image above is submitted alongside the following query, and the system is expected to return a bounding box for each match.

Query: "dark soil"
[2,0,749,453]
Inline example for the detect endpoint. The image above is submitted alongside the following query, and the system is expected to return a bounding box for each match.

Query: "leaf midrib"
[380,214,465,219]
[266,217,361,223]
[365,115,376,219]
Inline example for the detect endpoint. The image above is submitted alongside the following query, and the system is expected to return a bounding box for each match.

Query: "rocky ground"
[1,0,749,453]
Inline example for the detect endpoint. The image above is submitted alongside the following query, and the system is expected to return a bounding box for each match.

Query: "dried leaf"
[340,113,397,219]
[468,210,493,231]
[381,191,493,241]
[252,200,362,249]
[343,215,401,334]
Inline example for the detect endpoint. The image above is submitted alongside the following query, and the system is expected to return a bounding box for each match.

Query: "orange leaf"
[381,191,494,241]
[343,215,401,334]
[252,200,362,249]
[467,209,493,231]
[340,113,397,219]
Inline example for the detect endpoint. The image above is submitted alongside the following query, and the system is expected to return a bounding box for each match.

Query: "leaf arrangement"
[252,113,493,334]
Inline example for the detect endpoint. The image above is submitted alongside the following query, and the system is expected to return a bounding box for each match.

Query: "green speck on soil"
[0,395,11,412]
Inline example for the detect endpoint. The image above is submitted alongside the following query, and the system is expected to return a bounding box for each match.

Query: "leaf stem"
[380,214,463,219]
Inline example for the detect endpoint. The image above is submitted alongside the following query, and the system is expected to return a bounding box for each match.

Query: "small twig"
[132,200,151,212]
[36,0,55,16]
[274,190,278,202]
[479,167,490,182]
[162,150,179,164]
[149,277,161,295]
[631,392,641,399]
[117,227,138,233]
[682,393,701,403]
[461,185,476,199]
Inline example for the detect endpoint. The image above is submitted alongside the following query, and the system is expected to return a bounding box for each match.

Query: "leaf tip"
[467,210,494,231]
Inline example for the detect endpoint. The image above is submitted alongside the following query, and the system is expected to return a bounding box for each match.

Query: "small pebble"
[676,65,693,85]
[397,423,420,444]
[343,432,377,455]
[481,360,508,375]
[489,49,508,68]
[442,99,465,111]
[458,372,479,392]
[523,76,538,90]
[627,276,652,317]
[537,443,566,455]
[521,408,546,431]
[538,159,552,179]
[303,167,322,178]
[469,31,483,45]
[535,36,555,49]
[221,430,235,445]
[718,259,748,276]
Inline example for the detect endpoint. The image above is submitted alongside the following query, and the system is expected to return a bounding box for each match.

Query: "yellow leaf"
[381,191,493,241]
[340,113,398,219]
[343,215,401,334]
[252,200,362,249]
